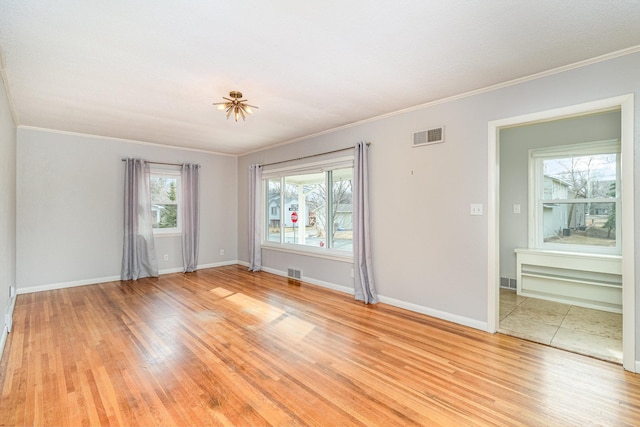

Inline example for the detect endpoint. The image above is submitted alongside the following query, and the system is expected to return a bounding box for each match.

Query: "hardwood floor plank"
[2,265,640,426]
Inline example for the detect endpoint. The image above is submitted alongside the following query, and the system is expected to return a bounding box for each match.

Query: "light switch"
[513,204,521,214]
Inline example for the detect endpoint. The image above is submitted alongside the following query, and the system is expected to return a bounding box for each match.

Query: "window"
[150,171,181,234]
[264,160,353,254]
[529,140,620,254]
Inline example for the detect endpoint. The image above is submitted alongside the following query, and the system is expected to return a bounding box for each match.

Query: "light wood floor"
[2,265,640,426]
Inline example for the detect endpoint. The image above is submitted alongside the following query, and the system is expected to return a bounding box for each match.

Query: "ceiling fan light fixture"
[213,90,258,122]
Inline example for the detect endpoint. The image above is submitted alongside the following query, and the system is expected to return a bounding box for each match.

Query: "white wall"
[238,52,640,334]
[0,73,17,357]
[499,111,622,281]
[16,128,238,291]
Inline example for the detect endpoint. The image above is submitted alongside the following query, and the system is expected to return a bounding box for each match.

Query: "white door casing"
[487,94,635,372]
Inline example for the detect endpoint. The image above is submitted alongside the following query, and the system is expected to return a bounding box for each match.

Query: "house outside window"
[529,140,620,254]
[150,170,181,234]
[263,159,353,254]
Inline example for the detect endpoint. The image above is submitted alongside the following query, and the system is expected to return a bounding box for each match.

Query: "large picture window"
[529,140,620,254]
[264,160,353,254]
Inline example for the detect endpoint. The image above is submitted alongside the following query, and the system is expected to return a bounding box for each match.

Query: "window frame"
[261,157,354,260]
[528,139,621,255]
[150,168,182,236]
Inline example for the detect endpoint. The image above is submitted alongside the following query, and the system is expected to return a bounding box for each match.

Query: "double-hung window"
[150,169,181,235]
[263,158,353,254]
[529,140,620,254]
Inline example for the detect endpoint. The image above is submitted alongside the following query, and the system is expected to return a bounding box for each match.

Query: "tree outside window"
[150,173,181,233]
[532,140,620,254]
[264,164,353,252]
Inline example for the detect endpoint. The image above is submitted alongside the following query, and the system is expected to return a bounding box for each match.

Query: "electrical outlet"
[470,204,483,216]
[164,254,169,261]
[219,249,225,255]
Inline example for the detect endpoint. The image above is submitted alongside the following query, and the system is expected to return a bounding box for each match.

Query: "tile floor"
[498,288,622,364]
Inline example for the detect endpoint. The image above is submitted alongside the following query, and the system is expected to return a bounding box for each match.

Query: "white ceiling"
[1,1,640,155]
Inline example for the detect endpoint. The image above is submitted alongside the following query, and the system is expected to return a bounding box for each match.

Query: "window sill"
[262,242,353,263]
[514,248,622,261]
[153,232,181,238]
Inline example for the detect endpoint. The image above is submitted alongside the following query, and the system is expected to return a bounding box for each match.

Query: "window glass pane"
[284,173,325,247]
[266,178,281,243]
[330,168,353,251]
[150,176,178,229]
[542,202,616,247]
[262,163,354,255]
[542,153,617,200]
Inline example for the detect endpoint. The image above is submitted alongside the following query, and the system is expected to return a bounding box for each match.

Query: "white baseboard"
[260,265,355,295]
[196,261,239,270]
[160,260,239,275]
[377,295,488,331]
[158,267,185,275]
[17,260,241,295]
[0,293,17,361]
[17,274,122,294]
[0,325,7,361]
[253,265,486,331]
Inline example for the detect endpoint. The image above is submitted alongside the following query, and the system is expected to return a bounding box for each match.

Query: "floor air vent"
[287,268,302,280]
[413,126,444,147]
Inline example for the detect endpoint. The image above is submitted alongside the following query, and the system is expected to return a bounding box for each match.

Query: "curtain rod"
[259,142,370,168]
[121,159,197,167]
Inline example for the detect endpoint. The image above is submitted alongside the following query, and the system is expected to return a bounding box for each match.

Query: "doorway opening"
[487,95,635,371]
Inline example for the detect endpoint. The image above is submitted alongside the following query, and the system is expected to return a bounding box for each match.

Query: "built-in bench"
[515,248,622,313]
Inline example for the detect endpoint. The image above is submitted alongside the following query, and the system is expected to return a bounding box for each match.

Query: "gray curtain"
[353,142,378,304]
[248,164,262,271]
[121,158,158,280]
[182,163,200,273]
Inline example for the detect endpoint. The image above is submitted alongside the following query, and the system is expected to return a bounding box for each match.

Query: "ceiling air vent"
[413,126,444,147]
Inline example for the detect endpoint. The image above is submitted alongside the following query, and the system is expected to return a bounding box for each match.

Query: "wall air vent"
[413,126,444,147]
